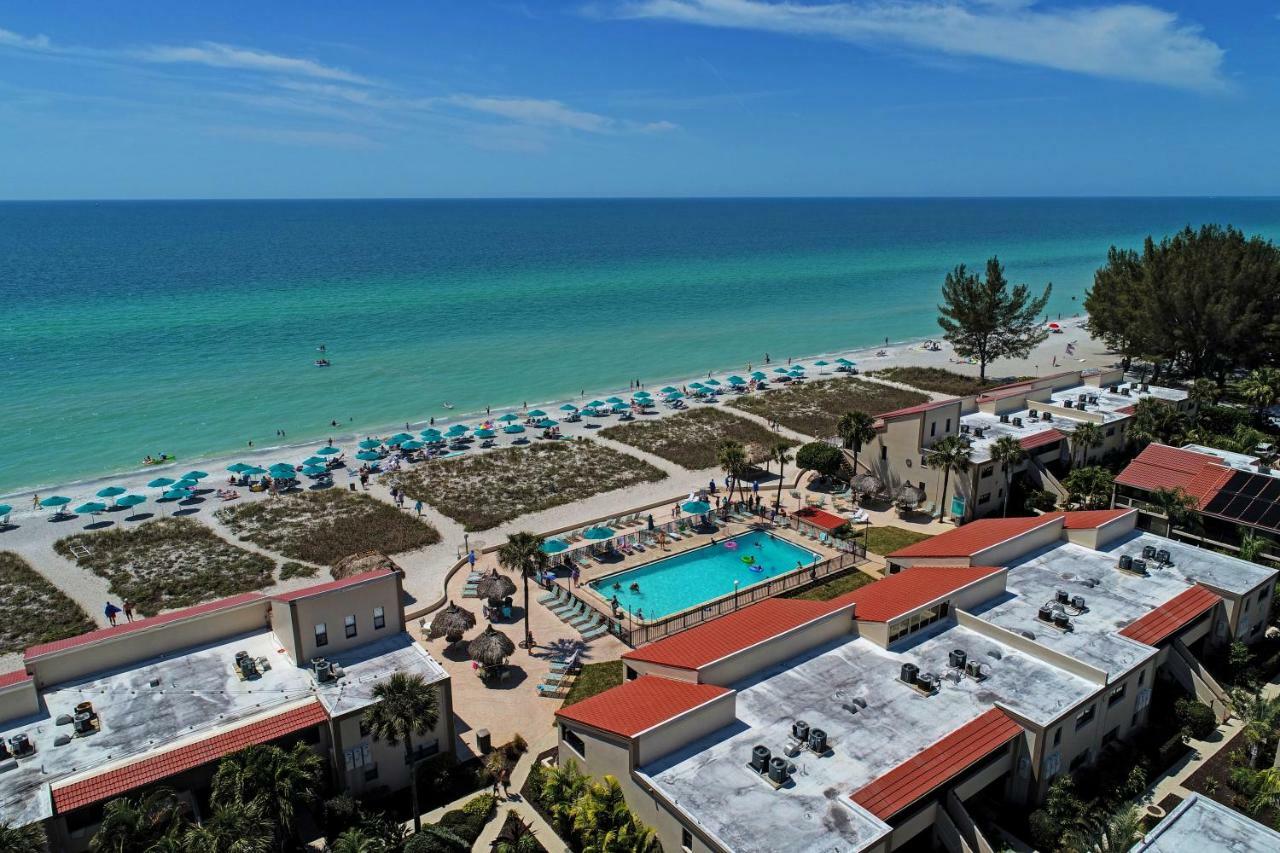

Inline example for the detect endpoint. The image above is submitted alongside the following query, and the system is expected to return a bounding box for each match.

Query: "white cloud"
[132,42,371,84]
[449,95,678,133]
[0,26,52,50]
[609,0,1227,91]
[207,126,381,149]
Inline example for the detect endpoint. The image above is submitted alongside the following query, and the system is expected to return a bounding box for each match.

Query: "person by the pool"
[629,581,640,594]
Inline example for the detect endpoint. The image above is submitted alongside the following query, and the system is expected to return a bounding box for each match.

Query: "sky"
[0,1,1278,199]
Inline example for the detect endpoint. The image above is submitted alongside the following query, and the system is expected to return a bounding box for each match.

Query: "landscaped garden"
[870,366,1030,396]
[729,378,927,437]
[784,568,875,602]
[561,660,624,707]
[216,489,440,566]
[525,760,658,852]
[601,408,796,470]
[0,552,96,652]
[860,526,934,556]
[54,518,275,615]
[392,439,667,531]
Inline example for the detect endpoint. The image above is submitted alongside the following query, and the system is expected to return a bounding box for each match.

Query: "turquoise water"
[588,530,820,619]
[5,198,1280,495]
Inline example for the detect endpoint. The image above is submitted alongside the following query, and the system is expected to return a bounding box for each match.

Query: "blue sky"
[1,1,1276,198]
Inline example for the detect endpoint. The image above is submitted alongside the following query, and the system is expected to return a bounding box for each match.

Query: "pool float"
[723,541,738,550]
[748,564,764,573]
[741,555,755,565]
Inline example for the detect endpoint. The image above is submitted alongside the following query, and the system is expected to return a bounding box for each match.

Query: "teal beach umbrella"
[473,428,495,438]
[243,466,266,476]
[705,379,721,387]
[400,440,425,450]
[356,450,381,461]
[227,463,253,473]
[526,409,547,418]
[664,391,684,400]
[534,419,557,429]
[681,500,711,515]
[660,386,678,394]
[497,413,520,422]
[182,471,208,480]
[40,496,71,508]
[583,526,614,540]
[728,376,746,385]
[503,424,526,435]
[302,465,328,476]
[584,401,605,409]
[162,488,190,500]
[559,403,578,411]
[75,502,108,515]
[170,478,198,490]
[540,539,569,554]
[387,433,414,445]
[116,495,146,509]
[605,396,624,404]
[316,446,341,456]
[750,371,767,380]
[96,486,126,498]
[358,439,382,450]
[303,456,327,466]
[147,477,175,488]
[814,360,829,367]
[633,390,651,397]
[0,504,12,517]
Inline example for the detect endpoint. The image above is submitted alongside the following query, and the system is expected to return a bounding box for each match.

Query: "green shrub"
[1024,489,1059,512]
[0,551,96,653]
[404,824,470,853]
[1176,697,1218,740]
[279,561,319,580]
[463,793,497,820]
[438,809,488,843]
[322,793,361,838]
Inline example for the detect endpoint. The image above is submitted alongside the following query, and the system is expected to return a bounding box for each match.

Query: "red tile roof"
[888,515,1062,559]
[832,566,1003,621]
[0,669,32,688]
[1118,585,1221,646]
[25,593,266,661]
[1019,428,1066,452]
[622,598,847,671]
[271,568,394,602]
[555,676,730,738]
[1114,444,1226,507]
[52,700,328,814]
[850,708,1022,819]
[877,398,959,421]
[794,507,848,531]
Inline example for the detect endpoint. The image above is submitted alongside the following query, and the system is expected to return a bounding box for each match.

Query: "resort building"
[1131,792,1280,853]
[554,509,1274,853]
[868,368,1192,520]
[1114,442,1280,562]
[0,569,453,852]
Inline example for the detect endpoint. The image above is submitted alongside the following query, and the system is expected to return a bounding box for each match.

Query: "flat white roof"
[0,630,446,826]
[639,623,1096,853]
[1135,793,1280,852]
[1182,444,1279,479]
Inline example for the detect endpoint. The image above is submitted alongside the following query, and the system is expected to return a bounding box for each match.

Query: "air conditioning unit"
[1064,400,1074,409]
[1142,545,1157,559]
[1043,412,1053,421]
[1118,554,1133,571]
[1156,549,1171,564]
[1000,414,1010,423]
[1029,409,1039,418]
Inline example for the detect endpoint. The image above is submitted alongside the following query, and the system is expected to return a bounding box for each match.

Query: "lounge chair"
[575,612,603,632]
[549,652,580,673]
[538,587,564,606]
[581,624,609,642]
[537,682,565,697]
[570,608,599,629]
[558,601,587,623]
[551,597,581,618]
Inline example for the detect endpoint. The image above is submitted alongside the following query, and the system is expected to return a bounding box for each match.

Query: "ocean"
[4,197,1280,496]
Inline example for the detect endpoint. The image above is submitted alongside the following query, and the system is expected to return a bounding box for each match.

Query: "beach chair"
[551,597,581,618]
[549,652,580,673]
[537,682,566,697]
[581,623,609,642]
[538,587,564,606]
[558,601,587,624]
[570,608,599,629]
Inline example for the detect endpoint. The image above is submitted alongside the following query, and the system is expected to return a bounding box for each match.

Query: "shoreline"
[0,315,1097,503]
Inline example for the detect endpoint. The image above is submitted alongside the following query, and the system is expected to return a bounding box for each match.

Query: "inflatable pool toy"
[741,555,755,565]
[723,540,738,550]
[748,564,764,573]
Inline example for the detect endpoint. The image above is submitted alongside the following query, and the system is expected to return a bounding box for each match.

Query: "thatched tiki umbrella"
[468,624,515,673]
[427,601,476,644]
[894,483,925,510]
[475,570,516,606]
[852,473,882,499]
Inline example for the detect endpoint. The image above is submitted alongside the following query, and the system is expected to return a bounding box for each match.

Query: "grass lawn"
[784,569,876,602]
[393,439,667,532]
[729,378,928,437]
[861,526,934,556]
[561,660,624,707]
[0,552,96,653]
[216,489,441,565]
[601,408,796,470]
[870,366,1032,397]
[54,518,275,616]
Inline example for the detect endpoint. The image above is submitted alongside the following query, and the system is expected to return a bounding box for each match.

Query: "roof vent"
[986,649,1003,660]
[1083,577,1100,588]
[53,734,72,748]
[949,649,967,669]
[750,745,771,774]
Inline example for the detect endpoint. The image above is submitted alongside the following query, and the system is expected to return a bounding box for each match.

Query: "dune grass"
[393,439,667,532]
[0,552,96,653]
[216,489,440,565]
[870,366,1033,397]
[54,518,274,616]
[601,408,797,470]
[729,377,928,437]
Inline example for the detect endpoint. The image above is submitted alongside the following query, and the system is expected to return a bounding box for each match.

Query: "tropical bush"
[1176,697,1219,740]
[601,408,796,470]
[525,761,659,852]
[794,442,843,477]
[730,377,927,437]
[0,551,95,653]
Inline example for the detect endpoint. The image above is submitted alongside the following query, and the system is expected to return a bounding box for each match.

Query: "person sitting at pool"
[710,536,716,545]
[612,581,621,590]
[629,582,640,593]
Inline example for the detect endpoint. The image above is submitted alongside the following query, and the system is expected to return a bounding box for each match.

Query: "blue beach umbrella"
[96,485,127,498]
[421,428,442,439]
[147,477,175,489]
[358,439,382,450]
[584,401,606,409]
[316,446,341,456]
[605,397,624,405]
[534,418,558,429]
[681,500,711,515]
[660,386,678,394]
[356,450,381,462]
[705,379,722,387]
[497,413,520,423]
[303,456,327,466]
[503,424,526,435]
[75,502,108,515]
[0,504,12,517]
[633,390,651,398]
[387,433,414,445]
[526,409,547,418]
[814,360,830,367]
[689,382,704,389]
[540,539,570,554]
[473,428,496,439]
[302,465,328,477]
[611,403,628,412]
[170,478,198,490]
[751,371,768,380]
[728,376,746,385]
[560,403,579,411]
[243,466,266,476]
[401,440,425,450]
[116,495,146,509]
[227,463,253,473]
[182,470,208,480]
[162,488,190,500]
[40,496,71,508]
[583,526,614,540]
[664,391,684,400]
[836,358,854,366]
[774,367,791,374]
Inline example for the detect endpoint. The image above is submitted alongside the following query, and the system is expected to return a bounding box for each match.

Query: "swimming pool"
[588,530,820,620]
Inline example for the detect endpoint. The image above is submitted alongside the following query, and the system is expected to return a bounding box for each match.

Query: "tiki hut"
[894,483,925,510]
[468,624,516,669]
[851,473,883,499]
[427,601,476,644]
[330,550,403,581]
[475,569,516,605]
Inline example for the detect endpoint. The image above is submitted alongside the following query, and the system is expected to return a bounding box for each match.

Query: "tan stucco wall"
[0,678,38,726]
[971,519,1065,568]
[636,692,736,765]
[698,607,856,686]
[289,574,402,662]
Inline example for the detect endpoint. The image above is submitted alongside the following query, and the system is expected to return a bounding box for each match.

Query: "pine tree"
[937,257,1052,381]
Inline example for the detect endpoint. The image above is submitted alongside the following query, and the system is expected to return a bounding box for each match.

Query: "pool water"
[588,530,821,620]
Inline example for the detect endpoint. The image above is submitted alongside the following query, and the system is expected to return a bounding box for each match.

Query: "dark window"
[360,720,371,737]
[1138,670,1145,686]
[1108,684,1126,706]
[1106,427,1115,437]
[1053,727,1062,746]
[625,666,639,681]
[373,606,386,630]
[562,725,586,759]
[945,418,952,433]
[1103,727,1119,746]
[345,614,357,639]
[682,828,694,851]
[931,422,937,437]
[365,765,379,782]
[978,493,991,505]
[981,467,993,479]
[1132,712,1139,727]
[1076,704,1096,730]
[315,623,328,647]
[1069,750,1090,771]
[881,446,888,461]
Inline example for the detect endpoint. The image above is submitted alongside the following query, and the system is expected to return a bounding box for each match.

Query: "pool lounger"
[551,598,581,618]
[581,625,608,642]
[569,609,598,629]
[538,588,563,605]
[537,683,566,697]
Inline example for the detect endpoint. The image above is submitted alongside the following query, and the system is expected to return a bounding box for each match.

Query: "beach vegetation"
[1062,466,1115,510]
[392,440,667,532]
[729,377,927,437]
[54,518,274,616]
[923,435,972,521]
[936,257,1052,381]
[600,408,795,470]
[869,366,1028,396]
[836,410,877,476]
[278,561,320,581]
[0,551,96,653]
[561,660,625,707]
[794,441,843,479]
[0,821,46,853]
[216,489,440,565]
[1085,225,1280,384]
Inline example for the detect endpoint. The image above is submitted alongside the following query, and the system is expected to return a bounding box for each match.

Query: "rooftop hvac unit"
[751,745,771,774]
[1064,400,1074,409]
[900,662,919,685]
[1071,595,1087,611]
[974,427,986,438]
[235,650,259,679]
[1038,605,1055,622]
[1109,385,1118,393]
[1029,409,1039,418]
[1156,549,1171,564]
[961,424,971,434]
[1121,387,1131,396]
[1142,383,1150,392]
[768,756,790,785]
[1043,412,1053,421]
[73,712,94,735]
[791,720,809,743]
[1132,559,1148,575]
[1055,589,1070,605]
[808,728,828,754]
[965,660,987,680]
[1000,413,1010,423]
[1013,417,1023,428]
[1118,555,1133,571]
[949,649,967,669]
[1142,545,1157,559]
[1052,612,1071,630]
[8,734,32,757]
[916,673,940,693]
[314,659,334,683]
[1078,393,1088,403]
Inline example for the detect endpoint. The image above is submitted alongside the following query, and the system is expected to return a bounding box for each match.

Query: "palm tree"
[182,802,275,853]
[1065,805,1145,853]
[1240,367,1280,423]
[493,810,540,853]
[1188,377,1219,409]
[1130,397,1189,447]
[538,760,589,837]
[923,435,971,522]
[836,410,877,475]
[1238,530,1270,565]
[212,743,322,850]
[717,440,749,505]
[1231,688,1280,767]
[91,788,187,853]
[989,435,1026,518]
[1247,767,1280,816]
[0,821,47,853]
[573,776,632,850]
[362,672,441,832]
[771,442,793,509]
[498,531,548,651]
[328,826,386,853]
[1068,421,1105,468]
[1151,486,1196,538]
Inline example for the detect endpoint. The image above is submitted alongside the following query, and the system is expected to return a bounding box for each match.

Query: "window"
[1106,426,1115,437]
[373,606,386,630]
[931,422,937,437]
[1075,704,1096,730]
[889,600,950,643]
[981,466,993,479]
[1043,751,1061,776]
[1136,688,1152,711]
[345,614,357,639]
[1069,750,1090,771]
[562,725,586,759]
[315,623,328,647]
[682,828,694,852]
[1138,669,1145,686]
[1108,684,1127,707]
[1053,727,1061,747]
[1103,727,1119,746]
[880,446,888,461]
[945,418,952,433]
[364,766,379,782]
[360,720,371,737]
[978,493,991,505]
[1258,587,1270,605]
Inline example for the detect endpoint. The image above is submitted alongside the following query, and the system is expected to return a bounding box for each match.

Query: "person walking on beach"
[122,600,134,622]
[32,493,39,509]
[104,602,121,627]
[414,499,423,517]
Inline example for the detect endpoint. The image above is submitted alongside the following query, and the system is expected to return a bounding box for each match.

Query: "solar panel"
[1258,478,1280,502]
[1221,494,1255,519]
[1202,492,1234,515]
[1240,500,1269,525]
[1237,474,1267,498]
[1259,504,1280,532]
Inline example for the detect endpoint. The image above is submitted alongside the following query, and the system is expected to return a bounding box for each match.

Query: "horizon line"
[2,194,1279,203]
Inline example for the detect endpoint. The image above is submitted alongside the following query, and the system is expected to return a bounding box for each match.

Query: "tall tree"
[989,435,1026,518]
[182,802,275,853]
[1151,487,1197,538]
[837,410,877,475]
[362,673,441,833]
[716,440,749,505]
[1068,422,1105,468]
[498,531,548,651]
[794,442,843,481]
[1188,377,1219,408]
[0,821,47,853]
[91,788,187,853]
[770,442,793,509]
[937,257,1052,381]
[1240,367,1280,422]
[1062,466,1115,510]
[923,435,972,521]
[212,742,322,851]
[1129,397,1189,448]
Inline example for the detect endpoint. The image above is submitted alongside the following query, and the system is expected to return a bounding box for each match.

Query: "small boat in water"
[314,359,331,367]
